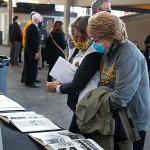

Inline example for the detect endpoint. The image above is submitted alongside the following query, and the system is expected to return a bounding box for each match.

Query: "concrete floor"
[0,45,150,149]
[0,45,73,130]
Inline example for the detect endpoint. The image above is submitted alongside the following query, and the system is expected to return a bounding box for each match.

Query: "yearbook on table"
[0,111,60,132]
[28,130,104,150]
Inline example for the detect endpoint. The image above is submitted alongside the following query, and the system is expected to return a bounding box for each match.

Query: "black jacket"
[26,23,40,54]
[45,31,66,65]
[9,22,22,42]
[60,52,103,111]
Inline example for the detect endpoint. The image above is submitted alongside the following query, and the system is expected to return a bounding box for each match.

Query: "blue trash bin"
[0,56,10,95]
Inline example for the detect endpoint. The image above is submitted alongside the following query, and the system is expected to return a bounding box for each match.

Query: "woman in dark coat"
[143,35,150,71]
[45,21,66,81]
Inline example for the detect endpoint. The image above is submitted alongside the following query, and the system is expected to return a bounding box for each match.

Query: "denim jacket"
[100,39,150,131]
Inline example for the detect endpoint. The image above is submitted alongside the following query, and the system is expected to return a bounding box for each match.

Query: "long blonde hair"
[87,12,128,44]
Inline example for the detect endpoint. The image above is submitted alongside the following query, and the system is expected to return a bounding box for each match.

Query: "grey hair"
[91,0,110,15]
[32,13,42,22]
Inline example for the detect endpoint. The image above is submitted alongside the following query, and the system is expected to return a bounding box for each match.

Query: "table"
[0,120,43,150]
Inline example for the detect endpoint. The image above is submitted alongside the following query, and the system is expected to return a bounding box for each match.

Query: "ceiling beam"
[128,4,150,10]
[77,0,150,7]
[2,0,150,7]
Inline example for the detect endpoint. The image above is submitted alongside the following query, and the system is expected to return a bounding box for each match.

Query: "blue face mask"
[92,42,107,53]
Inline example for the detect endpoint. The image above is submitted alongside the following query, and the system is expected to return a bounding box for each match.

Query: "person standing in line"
[9,16,22,66]
[22,11,37,49]
[24,13,42,88]
[18,39,23,63]
[45,20,54,35]
[87,12,150,150]
[21,11,37,83]
[45,21,66,82]
[38,21,48,70]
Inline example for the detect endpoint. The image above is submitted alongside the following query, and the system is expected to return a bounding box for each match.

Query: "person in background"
[45,21,66,82]
[22,11,37,49]
[9,16,22,66]
[18,39,23,63]
[91,0,111,15]
[21,11,37,83]
[45,20,54,35]
[18,23,23,63]
[143,35,150,72]
[38,22,48,69]
[87,11,150,150]
[24,13,42,88]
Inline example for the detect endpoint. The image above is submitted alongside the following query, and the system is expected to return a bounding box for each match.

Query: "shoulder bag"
[49,33,65,56]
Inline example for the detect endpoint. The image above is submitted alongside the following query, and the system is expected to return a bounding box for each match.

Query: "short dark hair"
[13,16,19,22]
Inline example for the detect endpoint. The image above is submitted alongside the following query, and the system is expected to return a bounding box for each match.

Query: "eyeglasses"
[98,8,111,13]
[92,37,102,43]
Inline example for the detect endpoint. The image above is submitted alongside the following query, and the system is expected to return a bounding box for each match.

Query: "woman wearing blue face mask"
[88,12,150,150]
[92,41,108,54]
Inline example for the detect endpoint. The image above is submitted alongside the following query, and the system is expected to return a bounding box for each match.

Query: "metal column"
[64,0,71,36]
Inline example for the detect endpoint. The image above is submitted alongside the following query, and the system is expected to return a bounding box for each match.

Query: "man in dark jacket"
[24,13,42,88]
[9,16,22,66]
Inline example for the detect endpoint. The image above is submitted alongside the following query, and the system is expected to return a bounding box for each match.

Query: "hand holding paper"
[49,57,77,84]
[46,81,62,93]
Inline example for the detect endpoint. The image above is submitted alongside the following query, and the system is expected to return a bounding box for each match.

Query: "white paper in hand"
[49,57,77,83]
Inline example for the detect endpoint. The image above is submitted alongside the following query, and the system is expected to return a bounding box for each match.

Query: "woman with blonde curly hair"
[87,12,150,150]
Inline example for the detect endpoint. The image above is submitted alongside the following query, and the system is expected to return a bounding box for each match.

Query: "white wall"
[122,14,150,51]
[0,11,9,45]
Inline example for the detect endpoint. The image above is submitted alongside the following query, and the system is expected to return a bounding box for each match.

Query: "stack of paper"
[0,95,25,111]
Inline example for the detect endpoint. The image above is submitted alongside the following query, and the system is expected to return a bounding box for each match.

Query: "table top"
[0,120,43,150]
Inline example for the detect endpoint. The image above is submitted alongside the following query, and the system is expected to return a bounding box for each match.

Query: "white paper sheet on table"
[0,95,25,111]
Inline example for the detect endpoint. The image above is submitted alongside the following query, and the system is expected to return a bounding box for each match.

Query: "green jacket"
[76,87,140,142]
[76,87,115,135]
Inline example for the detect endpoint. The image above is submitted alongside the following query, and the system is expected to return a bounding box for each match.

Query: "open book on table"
[49,56,99,101]
[0,111,60,132]
[0,95,25,111]
[28,130,104,150]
